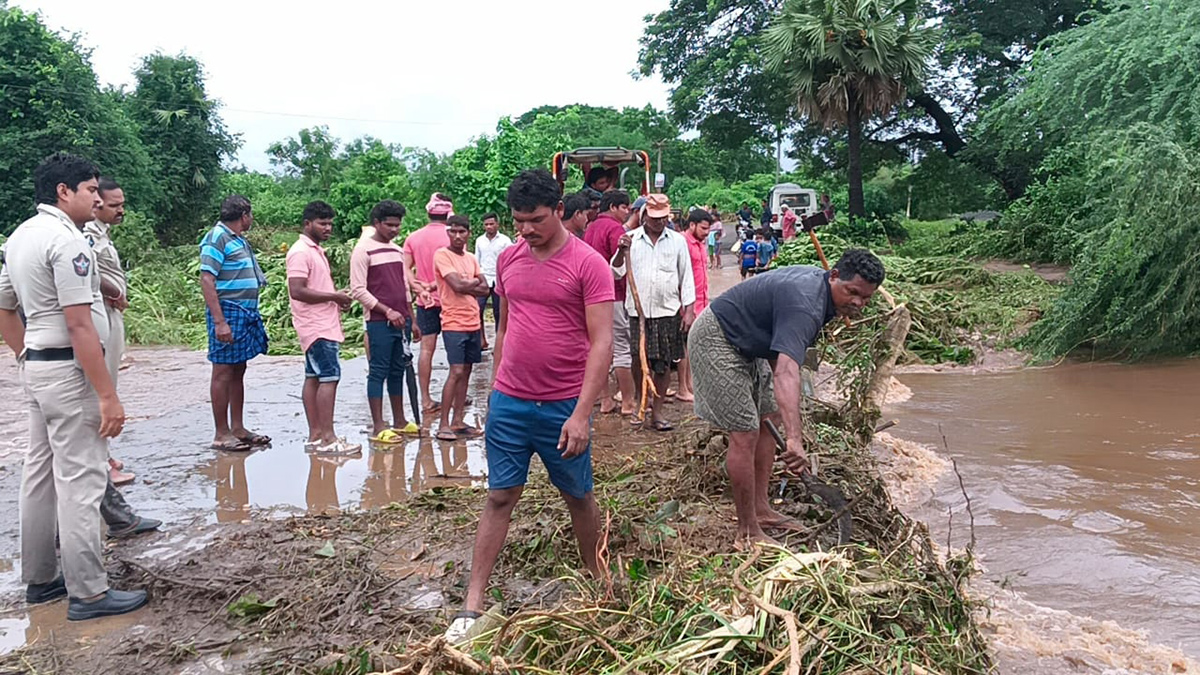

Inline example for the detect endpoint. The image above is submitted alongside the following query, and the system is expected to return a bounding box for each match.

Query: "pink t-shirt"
[684,230,709,313]
[494,236,616,401]
[285,235,345,352]
[402,223,450,308]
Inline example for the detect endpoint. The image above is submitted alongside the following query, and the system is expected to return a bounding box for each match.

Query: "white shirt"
[474,232,514,285]
[611,226,696,319]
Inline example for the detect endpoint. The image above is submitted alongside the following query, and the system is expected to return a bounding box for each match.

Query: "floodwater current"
[890,359,1200,656]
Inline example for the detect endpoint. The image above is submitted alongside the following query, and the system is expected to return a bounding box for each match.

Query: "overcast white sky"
[17,0,673,172]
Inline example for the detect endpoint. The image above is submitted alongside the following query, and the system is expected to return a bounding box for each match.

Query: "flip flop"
[211,438,253,452]
[237,433,272,446]
[444,610,482,645]
[109,467,136,486]
[395,422,421,435]
[453,426,483,438]
[435,429,460,442]
[652,420,674,432]
[370,429,404,444]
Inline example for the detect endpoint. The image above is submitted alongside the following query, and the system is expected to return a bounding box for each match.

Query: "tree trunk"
[846,88,866,219]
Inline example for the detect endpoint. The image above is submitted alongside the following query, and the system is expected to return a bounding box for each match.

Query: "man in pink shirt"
[781,204,798,241]
[582,190,635,415]
[445,169,614,644]
[676,208,713,403]
[403,193,452,414]
[285,201,355,453]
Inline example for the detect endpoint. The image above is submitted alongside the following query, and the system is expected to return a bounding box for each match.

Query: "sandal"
[236,432,272,446]
[435,429,460,442]
[370,429,404,444]
[211,438,253,452]
[652,420,674,432]
[453,426,483,438]
[444,610,482,644]
[396,422,421,435]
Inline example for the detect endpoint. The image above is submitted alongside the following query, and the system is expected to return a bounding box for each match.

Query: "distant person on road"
[759,198,772,231]
[351,200,418,441]
[200,195,271,452]
[446,168,613,644]
[83,177,135,486]
[781,204,798,241]
[756,229,778,271]
[583,190,636,415]
[739,235,759,280]
[612,193,696,431]
[0,152,148,620]
[434,215,490,441]
[562,192,590,239]
[677,208,713,404]
[737,202,754,229]
[286,201,356,454]
[473,212,512,351]
[688,249,884,549]
[708,205,724,269]
[404,194,453,415]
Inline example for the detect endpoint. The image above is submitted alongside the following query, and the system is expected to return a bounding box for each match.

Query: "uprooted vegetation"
[1,300,990,675]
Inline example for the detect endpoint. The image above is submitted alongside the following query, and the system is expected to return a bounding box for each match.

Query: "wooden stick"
[808,230,852,329]
[624,263,658,422]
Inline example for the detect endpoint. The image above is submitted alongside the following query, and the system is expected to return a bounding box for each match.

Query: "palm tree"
[764,0,934,218]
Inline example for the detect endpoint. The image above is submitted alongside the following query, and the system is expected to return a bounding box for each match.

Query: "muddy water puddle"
[890,359,1200,655]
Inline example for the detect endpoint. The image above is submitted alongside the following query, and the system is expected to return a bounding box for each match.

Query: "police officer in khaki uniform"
[82,176,163,538]
[0,153,147,620]
[84,177,136,486]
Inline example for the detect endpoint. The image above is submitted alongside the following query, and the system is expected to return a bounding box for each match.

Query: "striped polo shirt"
[199,222,267,308]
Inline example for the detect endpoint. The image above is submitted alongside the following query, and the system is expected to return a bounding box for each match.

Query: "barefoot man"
[446,168,613,642]
[688,249,885,547]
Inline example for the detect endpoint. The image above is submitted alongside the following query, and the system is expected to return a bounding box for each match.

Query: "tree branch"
[908,93,967,156]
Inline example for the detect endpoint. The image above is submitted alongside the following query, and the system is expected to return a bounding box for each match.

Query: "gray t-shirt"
[709,265,836,364]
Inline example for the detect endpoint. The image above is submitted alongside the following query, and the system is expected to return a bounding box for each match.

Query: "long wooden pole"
[624,263,658,422]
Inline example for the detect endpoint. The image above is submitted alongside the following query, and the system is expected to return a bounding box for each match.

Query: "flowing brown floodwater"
[890,359,1200,655]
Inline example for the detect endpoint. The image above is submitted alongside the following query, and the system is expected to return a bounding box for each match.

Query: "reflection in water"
[306,454,353,516]
[198,451,252,523]
[360,438,477,510]
[0,598,147,656]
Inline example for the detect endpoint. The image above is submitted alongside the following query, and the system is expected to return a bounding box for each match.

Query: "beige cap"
[645,193,671,218]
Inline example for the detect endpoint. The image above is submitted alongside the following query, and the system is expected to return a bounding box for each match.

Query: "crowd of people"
[0,153,886,633]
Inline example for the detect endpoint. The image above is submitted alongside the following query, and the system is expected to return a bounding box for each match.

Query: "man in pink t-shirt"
[445,169,614,643]
[402,193,452,413]
[285,201,354,453]
[676,208,714,403]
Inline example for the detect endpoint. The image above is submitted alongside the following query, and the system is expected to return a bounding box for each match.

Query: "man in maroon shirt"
[583,190,635,415]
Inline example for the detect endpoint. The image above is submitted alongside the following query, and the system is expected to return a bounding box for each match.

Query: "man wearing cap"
[403,194,453,414]
[583,190,635,415]
[611,193,695,431]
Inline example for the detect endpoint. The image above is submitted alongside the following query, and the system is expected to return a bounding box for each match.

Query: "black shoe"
[107,516,162,540]
[26,576,67,605]
[67,589,149,621]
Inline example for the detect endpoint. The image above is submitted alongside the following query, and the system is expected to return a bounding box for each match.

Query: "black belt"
[25,347,75,362]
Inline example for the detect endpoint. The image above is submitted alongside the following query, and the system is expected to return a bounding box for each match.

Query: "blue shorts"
[415,306,441,336]
[303,339,341,382]
[443,330,482,365]
[485,390,593,498]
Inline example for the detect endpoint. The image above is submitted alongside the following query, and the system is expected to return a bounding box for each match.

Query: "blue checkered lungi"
[206,300,269,364]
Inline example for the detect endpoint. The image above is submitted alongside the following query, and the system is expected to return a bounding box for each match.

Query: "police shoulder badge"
[72,253,91,277]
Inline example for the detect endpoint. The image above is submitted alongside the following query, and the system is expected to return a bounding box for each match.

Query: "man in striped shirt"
[199,195,271,452]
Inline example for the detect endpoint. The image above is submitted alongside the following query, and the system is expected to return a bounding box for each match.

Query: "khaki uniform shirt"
[82,219,126,297]
[0,205,109,350]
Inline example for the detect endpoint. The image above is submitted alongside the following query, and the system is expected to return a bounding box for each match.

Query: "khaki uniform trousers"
[104,306,124,387]
[20,359,109,598]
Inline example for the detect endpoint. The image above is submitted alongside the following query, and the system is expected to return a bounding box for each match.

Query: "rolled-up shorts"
[415,306,442,336]
[688,309,778,432]
[485,390,593,498]
[304,338,342,382]
[612,301,631,369]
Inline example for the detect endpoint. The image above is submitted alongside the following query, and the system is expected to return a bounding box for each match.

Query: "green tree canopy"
[127,52,238,243]
[764,0,935,217]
